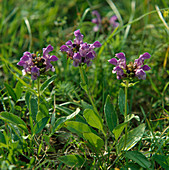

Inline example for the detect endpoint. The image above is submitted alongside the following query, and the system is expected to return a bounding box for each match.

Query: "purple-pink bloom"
[43,45,58,72]
[60,29,102,67]
[17,45,58,80]
[108,52,151,80]
[91,10,119,33]
[109,15,119,28]
[17,52,33,75]
[31,66,40,80]
[92,10,102,32]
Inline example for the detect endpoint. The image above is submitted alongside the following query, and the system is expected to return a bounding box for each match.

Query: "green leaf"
[33,117,49,135]
[40,75,57,94]
[4,83,17,102]
[25,91,31,109]
[57,154,84,168]
[39,103,49,117]
[0,131,6,144]
[83,109,104,133]
[116,124,145,154]
[36,103,49,121]
[0,112,28,133]
[125,114,140,122]
[83,132,104,151]
[81,100,93,110]
[113,122,128,141]
[113,114,139,140]
[125,151,151,168]
[153,154,169,169]
[118,88,125,115]
[65,121,92,138]
[30,97,38,122]
[104,95,118,132]
[55,105,73,115]
[80,82,88,92]
[52,108,80,133]
[15,81,23,100]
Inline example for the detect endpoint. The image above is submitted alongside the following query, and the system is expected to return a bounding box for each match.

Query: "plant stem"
[79,66,99,116]
[37,77,40,113]
[124,80,129,149]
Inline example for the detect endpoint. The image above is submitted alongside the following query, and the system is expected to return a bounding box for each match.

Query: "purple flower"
[134,52,151,80]
[43,45,59,72]
[109,15,119,28]
[60,29,102,67]
[17,45,58,80]
[74,29,84,45]
[92,10,102,32]
[91,10,119,33]
[31,66,40,80]
[17,52,33,75]
[108,52,151,80]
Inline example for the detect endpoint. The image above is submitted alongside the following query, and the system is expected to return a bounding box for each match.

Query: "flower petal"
[140,52,151,60]
[135,69,146,80]
[50,55,59,61]
[108,58,117,65]
[142,65,151,71]
[115,52,125,59]
[93,41,102,48]
[43,45,53,56]
[66,40,72,46]
[60,45,69,52]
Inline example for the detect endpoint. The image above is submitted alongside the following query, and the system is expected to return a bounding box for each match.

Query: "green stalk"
[79,66,99,116]
[124,80,129,149]
[37,77,40,113]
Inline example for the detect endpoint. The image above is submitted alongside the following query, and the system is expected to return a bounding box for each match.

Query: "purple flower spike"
[108,52,151,80]
[91,10,119,33]
[60,29,102,67]
[17,45,58,80]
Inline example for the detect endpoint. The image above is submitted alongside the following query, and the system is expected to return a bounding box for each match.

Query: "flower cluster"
[108,52,151,80]
[17,45,58,80]
[60,29,102,67]
[91,10,119,33]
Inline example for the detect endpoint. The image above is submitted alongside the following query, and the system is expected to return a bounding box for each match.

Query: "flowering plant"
[91,10,119,33]
[60,29,102,67]
[17,45,58,80]
[108,52,151,80]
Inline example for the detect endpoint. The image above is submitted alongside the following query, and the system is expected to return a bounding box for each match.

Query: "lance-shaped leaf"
[125,151,151,168]
[116,124,145,154]
[83,109,104,134]
[104,95,118,132]
[0,112,28,133]
[58,154,84,168]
